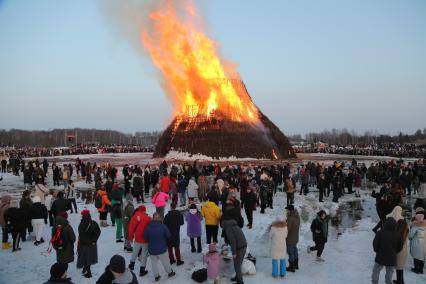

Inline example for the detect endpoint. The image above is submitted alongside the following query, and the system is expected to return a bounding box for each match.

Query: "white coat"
[270,220,288,260]
[409,222,426,261]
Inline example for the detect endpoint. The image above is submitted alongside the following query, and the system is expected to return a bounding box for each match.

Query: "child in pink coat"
[204,243,220,283]
[152,187,169,219]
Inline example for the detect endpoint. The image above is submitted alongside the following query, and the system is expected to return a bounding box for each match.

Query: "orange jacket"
[97,190,111,212]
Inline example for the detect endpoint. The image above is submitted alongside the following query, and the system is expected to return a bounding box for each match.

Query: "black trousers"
[286,192,294,206]
[190,237,202,252]
[2,227,8,243]
[48,210,54,227]
[267,191,273,208]
[319,188,324,202]
[310,240,325,257]
[244,207,253,226]
[11,231,20,250]
[205,225,218,244]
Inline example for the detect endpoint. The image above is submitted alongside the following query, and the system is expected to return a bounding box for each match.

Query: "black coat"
[163,209,184,247]
[243,192,256,210]
[19,198,32,221]
[30,202,48,222]
[373,218,401,266]
[51,198,71,216]
[5,207,26,233]
[77,218,101,268]
[310,217,328,243]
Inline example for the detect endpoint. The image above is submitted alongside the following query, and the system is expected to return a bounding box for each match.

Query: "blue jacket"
[143,220,171,255]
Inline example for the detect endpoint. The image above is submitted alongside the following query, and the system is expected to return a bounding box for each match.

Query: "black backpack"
[191,268,207,283]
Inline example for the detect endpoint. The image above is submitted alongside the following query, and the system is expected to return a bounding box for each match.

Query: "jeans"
[150,252,172,277]
[371,262,394,284]
[272,259,286,277]
[68,198,77,213]
[130,242,149,267]
[287,244,298,262]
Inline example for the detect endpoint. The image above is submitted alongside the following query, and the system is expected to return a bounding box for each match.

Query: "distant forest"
[0,128,162,147]
[288,128,426,145]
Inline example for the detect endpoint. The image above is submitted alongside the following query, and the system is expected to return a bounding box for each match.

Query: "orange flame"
[142,0,259,124]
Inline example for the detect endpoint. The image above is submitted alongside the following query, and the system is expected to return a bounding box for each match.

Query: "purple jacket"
[186,211,202,238]
[204,253,220,279]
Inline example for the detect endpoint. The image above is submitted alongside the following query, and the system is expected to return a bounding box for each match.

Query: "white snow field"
[0,153,425,284]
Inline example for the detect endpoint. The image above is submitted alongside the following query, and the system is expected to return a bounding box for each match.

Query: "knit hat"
[109,254,126,274]
[415,207,425,214]
[50,263,68,279]
[32,196,41,203]
[138,205,146,212]
[80,209,91,217]
[208,243,217,253]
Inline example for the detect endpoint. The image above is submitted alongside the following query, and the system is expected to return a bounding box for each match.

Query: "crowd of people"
[0,144,153,160]
[293,143,426,159]
[0,157,425,284]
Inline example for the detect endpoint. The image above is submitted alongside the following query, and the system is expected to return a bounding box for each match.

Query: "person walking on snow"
[307,210,329,262]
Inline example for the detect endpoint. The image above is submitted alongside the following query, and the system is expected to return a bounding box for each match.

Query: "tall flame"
[142,0,259,123]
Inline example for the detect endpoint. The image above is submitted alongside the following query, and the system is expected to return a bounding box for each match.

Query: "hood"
[272,220,287,228]
[383,217,397,231]
[137,205,146,212]
[113,269,134,284]
[55,216,69,227]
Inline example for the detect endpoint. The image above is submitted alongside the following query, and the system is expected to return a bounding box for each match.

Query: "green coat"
[53,216,76,264]
[122,203,135,239]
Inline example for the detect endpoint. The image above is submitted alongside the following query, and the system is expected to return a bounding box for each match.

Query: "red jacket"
[160,176,170,193]
[128,205,151,244]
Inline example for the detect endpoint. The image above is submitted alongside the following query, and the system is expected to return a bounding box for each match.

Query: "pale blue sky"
[0,0,425,135]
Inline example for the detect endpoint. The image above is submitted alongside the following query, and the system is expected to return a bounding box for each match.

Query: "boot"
[168,271,176,278]
[128,261,135,271]
[139,267,148,277]
[287,261,295,272]
[176,260,184,266]
[84,266,92,278]
[393,269,404,284]
[294,258,299,270]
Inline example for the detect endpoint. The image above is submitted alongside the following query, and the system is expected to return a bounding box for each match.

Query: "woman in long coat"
[77,210,101,278]
[395,219,409,284]
[52,213,76,264]
[270,217,288,278]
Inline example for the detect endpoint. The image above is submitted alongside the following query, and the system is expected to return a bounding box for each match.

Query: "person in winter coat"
[152,186,169,219]
[1,195,12,249]
[143,213,176,282]
[187,177,199,203]
[169,176,178,205]
[308,210,329,261]
[110,183,124,242]
[77,210,101,278]
[285,176,295,206]
[222,218,247,284]
[122,195,135,252]
[177,176,187,207]
[128,205,151,277]
[132,174,144,203]
[186,204,203,253]
[197,175,209,202]
[371,217,401,284]
[409,207,426,274]
[23,166,33,189]
[96,254,138,284]
[5,199,26,252]
[270,217,288,278]
[317,174,327,202]
[97,189,111,227]
[65,180,77,214]
[30,196,48,246]
[51,191,71,218]
[44,263,74,284]
[163,203,185,265]
[19,190,33,241]
[52,212,76,264]
[35,182,49,204]
[286,205,300,272]
[243,187,256,229]
[45,189,55,227]
[160,174,170,194]
[203,243,220,284]
[394,219,409,284]
[202,198,222,244]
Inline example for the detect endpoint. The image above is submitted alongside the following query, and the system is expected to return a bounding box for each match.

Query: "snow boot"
[139,267,148,277]
[287,261,295,272]
[128,261,135,271]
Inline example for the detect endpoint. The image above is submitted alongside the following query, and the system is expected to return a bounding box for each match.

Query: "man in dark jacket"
[52,214,76,264]
[19,190,33,241]
[243,187,256,229]
[132,173,144,203]
[143,213,176,281]
[51,191,71,218]
[222,219,247,284]
[163,203,185,266]
[286,205,300,272]
[44,263,73,284]
[308,210,328,261]
[371,217,401,284]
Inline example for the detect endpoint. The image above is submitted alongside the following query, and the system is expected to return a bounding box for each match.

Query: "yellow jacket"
[201,201,221,225]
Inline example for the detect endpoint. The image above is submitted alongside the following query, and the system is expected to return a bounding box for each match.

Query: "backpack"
[191,268,207,283]
[51,226,66,250]
[94,195,102,209]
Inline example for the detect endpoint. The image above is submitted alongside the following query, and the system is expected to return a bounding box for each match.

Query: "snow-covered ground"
[1,154,425,284]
